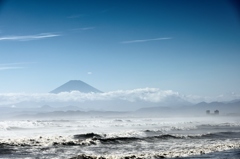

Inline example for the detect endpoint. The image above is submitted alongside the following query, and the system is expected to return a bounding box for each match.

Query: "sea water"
[0,116,240,159]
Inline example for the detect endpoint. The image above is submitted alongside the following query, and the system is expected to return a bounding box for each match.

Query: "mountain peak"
[50,80,102,93]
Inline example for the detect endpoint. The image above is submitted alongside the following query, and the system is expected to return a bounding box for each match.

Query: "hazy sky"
[0,0,240,96]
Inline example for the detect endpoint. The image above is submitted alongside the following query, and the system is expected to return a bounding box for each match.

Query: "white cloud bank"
[0,88,239,106]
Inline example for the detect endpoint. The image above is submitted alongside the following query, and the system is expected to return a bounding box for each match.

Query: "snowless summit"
[50,80,102,93]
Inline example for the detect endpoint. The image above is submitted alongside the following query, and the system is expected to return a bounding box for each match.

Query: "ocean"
[0,116,240,159]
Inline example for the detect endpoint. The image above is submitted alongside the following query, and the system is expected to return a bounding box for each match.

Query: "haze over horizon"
[0,0,240,100]
[0,80,239,109]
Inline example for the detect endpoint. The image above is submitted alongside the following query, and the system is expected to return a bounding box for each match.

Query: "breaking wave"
[0,117,240,159]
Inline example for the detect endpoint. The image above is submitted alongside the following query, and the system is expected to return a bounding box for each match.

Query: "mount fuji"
[50,80,102,93]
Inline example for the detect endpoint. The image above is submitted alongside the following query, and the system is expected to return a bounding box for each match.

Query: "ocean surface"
[0,116,240,159]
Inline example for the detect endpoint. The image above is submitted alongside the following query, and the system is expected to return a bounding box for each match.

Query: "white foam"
[0,117,240,158]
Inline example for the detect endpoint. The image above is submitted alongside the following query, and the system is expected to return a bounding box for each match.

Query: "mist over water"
[0,87,239,158]
[0,114,240,159]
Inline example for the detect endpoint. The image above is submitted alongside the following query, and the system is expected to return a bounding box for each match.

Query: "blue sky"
[0,0,240,97]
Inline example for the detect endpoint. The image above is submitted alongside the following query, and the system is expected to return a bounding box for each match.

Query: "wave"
[69,147,240,159]
[73,133,103,139]
[5,126,26,131]
[1,131,239,147]
[0,120,56,131]
[0,145,15,155]
[193,131,240,139]
[73,132,226,145]
[1,131,240,159]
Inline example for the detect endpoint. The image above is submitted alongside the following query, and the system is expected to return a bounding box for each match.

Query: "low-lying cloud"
[0,88,239,107]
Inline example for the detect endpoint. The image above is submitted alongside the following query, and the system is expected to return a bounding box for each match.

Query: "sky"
[0,0,240,98]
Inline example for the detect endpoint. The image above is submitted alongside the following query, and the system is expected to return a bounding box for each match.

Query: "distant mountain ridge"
[1,96,239,118]
[50,80,102,93]
[136,100,240,116]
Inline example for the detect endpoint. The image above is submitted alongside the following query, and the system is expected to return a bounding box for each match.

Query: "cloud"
[0,62,34,71]
[121,37,172,44]
[0,88,180,105]
[71,27,95,31]
[0,62,35,66]
[0,88,238,106]
[0,66,24,71]
[87,72,92,75]
[0,33,60,41]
